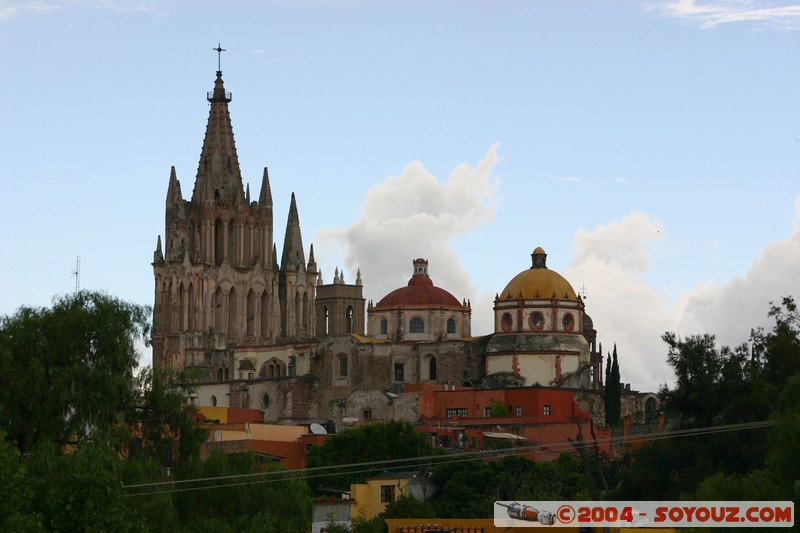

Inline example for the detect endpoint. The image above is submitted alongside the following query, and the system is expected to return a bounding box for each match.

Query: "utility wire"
[121,419,772,497]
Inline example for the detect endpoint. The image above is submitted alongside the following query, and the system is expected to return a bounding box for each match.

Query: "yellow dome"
[499,247,578,301]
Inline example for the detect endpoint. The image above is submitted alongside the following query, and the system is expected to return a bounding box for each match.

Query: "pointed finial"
[356,268,362,286]
[245,183,251,204]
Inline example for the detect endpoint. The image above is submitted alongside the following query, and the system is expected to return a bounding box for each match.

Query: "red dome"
[374,259,462,308]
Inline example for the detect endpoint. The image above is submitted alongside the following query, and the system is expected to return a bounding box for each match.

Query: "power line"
[121,419,772,497]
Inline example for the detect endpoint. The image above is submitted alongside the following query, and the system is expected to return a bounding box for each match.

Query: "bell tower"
[151,48,316,375]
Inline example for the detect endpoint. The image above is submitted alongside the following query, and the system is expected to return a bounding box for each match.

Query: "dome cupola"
[498,247,578,301]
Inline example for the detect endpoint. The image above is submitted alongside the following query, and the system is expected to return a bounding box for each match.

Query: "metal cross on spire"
[213,42,226,71]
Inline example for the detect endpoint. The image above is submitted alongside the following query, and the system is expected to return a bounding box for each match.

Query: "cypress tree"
[605,345,622,426]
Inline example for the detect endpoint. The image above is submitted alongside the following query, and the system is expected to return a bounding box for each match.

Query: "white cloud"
[649,0,800,30]
[0,1,59,22]
[565,200,800,391]
[557,176,581,183]
[565,213,675,391]
[316,143,501,327]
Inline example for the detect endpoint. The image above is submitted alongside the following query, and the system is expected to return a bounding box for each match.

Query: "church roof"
[499,247,578,301]
[374,259,463,308]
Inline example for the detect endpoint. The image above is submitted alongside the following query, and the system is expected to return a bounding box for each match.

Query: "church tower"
[152,60,316,375]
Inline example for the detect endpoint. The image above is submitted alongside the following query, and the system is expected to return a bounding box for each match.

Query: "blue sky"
[1,0,799,389]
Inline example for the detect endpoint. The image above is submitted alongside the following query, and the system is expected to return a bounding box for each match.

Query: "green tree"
[0,291,150,453]
[26,439,145,532]
[174,451,312,532]
[615,297,800,500]
[431,454,587,518]
[384,494,435,519]
[765,372,800,498]
[130,366,206,467]
[0,432,42,531]
[305,421,437,493]
[431,458,496,518]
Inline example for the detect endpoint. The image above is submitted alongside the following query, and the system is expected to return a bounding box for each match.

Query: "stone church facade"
[152,67,655,429]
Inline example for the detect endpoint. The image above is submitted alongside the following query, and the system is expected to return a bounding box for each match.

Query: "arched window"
[446,318,456,334]
[262,393,270,408]
[645,397,658,424]
[410,317,424,333]
[217,368,223,381]
[187,282,195,331]
[210,395,217,407]
[214,218,224,266]
[322,306,329,335]
[228,222,236,264]
[224,368,230,381]
[214,285,225,332]
[346,306,354,333]
[228,287,238,336]
[428,356,437,381]
[380,319,388,335]
[260,291,269,339]
[562,313,574,332]
[246,289,256,337]
[338,354,348,377]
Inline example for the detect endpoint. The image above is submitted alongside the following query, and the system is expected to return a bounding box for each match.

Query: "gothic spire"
[259,167,273,207]
[191,68,245,207]
[280,193,306,272]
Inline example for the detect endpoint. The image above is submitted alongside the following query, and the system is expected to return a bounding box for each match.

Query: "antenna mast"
[71,256,81,294]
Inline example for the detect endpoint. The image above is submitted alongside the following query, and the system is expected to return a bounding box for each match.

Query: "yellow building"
[350,473,434,520]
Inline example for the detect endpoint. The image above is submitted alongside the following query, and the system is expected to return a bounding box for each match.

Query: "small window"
[544,404,551,416]
[363,409,372,420]
[217,368,223,381]
[239,372,244,380]
[529,312,544,331]
[262,394,270,408]
[516,406,523,417]
[380,319,388,335]
[447,317,456,334]
[446,408,468,419]
[380,485,395,503]
[394,363,404,382]
[210,395,217,407]
[428,356,437,381]
[339,355,348,377]
[409,317,424,333]
[562,313,574,332]
[248,372,254,380]
[484,407,491,418]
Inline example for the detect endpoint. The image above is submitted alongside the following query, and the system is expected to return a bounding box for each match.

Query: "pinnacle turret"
[280,193,306,272]
[259,167,273,206]
[166,166,183,206]
[308,243,318,273]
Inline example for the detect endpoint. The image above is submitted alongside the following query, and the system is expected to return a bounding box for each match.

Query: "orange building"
[196,406,329,468]
[412,384,610,461]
